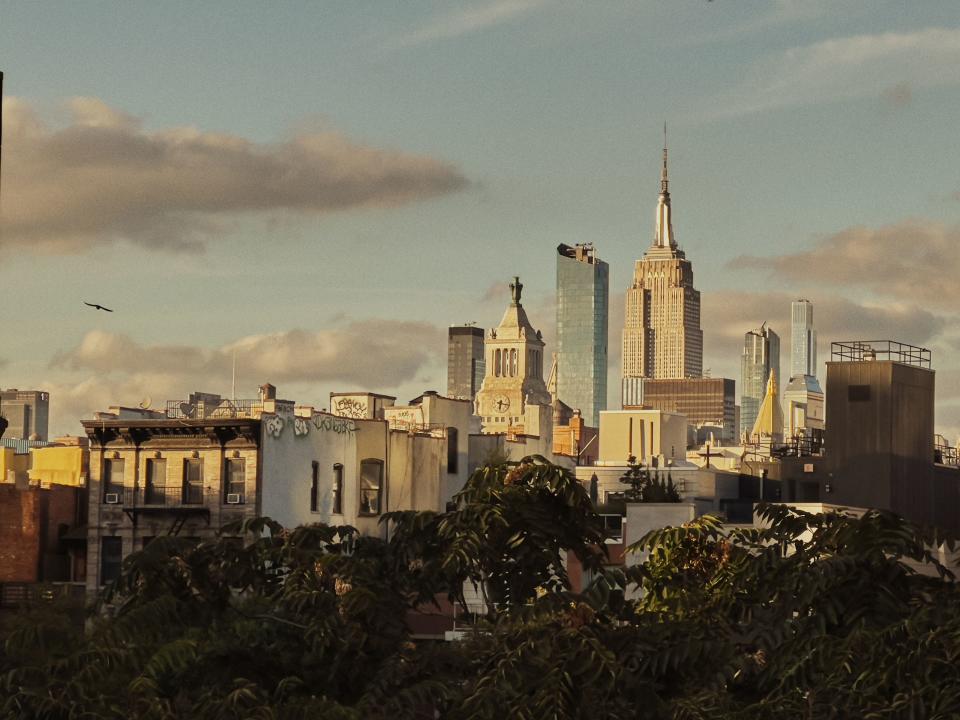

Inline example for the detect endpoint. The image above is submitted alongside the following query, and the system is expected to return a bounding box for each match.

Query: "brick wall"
[0,485,42,582]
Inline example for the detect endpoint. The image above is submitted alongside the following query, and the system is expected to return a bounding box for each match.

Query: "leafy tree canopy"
[2,457,959,719]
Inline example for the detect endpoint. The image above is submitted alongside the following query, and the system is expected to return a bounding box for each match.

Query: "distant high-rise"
[791,299,817,378]
[740,326,780,440]
[0,389,50,441]
[621,130,703,400]
[447,326,485,401]
[556,243,609,427]
[784,299,823,439]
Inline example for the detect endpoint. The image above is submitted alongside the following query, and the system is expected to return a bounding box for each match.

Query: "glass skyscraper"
[556,243,609,427]
[740,325,780,439]
[791,299,817,378]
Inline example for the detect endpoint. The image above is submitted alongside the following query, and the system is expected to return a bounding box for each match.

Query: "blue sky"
[2,1,960,437]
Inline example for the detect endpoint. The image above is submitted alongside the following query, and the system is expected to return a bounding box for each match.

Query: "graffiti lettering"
[311,415,357,435]
[333,397,369,419]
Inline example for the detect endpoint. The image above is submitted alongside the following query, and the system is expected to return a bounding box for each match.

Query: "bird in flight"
[84,301,114,313]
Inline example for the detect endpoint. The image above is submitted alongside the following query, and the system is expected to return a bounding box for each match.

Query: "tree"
[1,459,959,719]
[620,460,681,503]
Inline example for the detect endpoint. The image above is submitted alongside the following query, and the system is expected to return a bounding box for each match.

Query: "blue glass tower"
[556,243,609,427]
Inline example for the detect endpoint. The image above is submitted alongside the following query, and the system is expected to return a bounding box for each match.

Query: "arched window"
[495,349,502,377]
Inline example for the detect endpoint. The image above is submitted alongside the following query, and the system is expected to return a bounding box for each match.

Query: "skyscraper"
[791,299,817,378]
[740,325,780,440]
[784,299,824,440]
[0,389,50,441]
[556,243,609,427]
[621,132,703,402]
[447,325,485,401]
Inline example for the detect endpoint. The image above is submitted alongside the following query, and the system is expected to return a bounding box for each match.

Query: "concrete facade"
[825,356,939,528]
[0,389,50,441]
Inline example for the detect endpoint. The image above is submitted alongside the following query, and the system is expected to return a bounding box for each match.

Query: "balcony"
[114,486,212,529]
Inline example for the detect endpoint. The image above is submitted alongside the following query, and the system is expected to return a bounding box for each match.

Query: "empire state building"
[621,135,703,392]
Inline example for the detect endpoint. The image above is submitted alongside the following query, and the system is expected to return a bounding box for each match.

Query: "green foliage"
[620,461,681,503]
[2,458,959,719]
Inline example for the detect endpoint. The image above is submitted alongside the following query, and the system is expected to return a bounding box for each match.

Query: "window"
[310,461,320,513]
[600,514,624,542]
[144,458,167,505]
[495,349,502,377]
[332,464,343,514]
[359,459,383,515]
[100,537,122,585]
[447,428,459,474]
[182,458,203,504]
[849,385,871,402]
[103,458,124,501]
[224,458,245,503]
[510,349,517,377]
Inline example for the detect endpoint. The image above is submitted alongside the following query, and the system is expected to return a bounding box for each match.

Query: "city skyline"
[2,2,960,438]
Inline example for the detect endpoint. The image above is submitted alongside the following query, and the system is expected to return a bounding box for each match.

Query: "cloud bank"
[1,97,468,253]
[732,220,960,310]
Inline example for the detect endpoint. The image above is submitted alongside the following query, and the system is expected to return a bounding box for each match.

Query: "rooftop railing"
[831,340,931,368]
[165,399,263,420]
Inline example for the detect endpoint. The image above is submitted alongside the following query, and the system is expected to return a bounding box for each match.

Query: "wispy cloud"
[391,0,551,49]
[1,97,468,253]
[709,26,960,117]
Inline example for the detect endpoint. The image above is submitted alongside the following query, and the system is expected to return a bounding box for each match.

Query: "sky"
[2,0,960,438]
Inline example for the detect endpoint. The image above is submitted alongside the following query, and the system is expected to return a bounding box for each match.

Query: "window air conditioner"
[104,493,120,504]
[226,493,242,505]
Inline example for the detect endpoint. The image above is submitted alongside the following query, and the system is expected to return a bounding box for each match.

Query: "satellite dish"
[138,397,152,410]
[178,402,196,418]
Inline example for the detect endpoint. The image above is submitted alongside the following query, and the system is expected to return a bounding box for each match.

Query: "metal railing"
[935,441,959,467]
[165,399,262,420]
[0,582,85,608]
[103,486,221,508]
[831,340,931,368]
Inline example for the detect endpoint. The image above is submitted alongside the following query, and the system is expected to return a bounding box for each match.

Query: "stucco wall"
[388,431,444,513]
[260,411,358,530]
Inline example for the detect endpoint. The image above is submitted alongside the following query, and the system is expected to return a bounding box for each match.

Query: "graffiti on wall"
[333,397,369,419]
[264,413,357,439]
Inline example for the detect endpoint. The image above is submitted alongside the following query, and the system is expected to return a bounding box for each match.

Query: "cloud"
[54,321,444,390]
[392,0,551,48]
[711,26,960,117]
[0,97,468,253]
[732,220,960,311]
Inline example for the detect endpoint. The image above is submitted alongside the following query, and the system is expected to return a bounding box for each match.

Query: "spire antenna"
[660,121,669,194]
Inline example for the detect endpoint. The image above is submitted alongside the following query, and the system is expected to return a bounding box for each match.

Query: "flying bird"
[84,301,114,313]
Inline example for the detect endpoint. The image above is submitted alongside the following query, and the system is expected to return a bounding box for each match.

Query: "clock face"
[494,394,511,412]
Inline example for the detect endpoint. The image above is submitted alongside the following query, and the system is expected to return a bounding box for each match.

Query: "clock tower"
[475,277,552,434]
